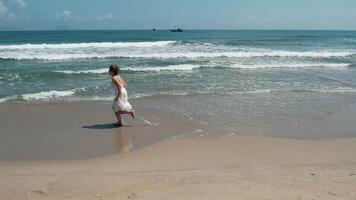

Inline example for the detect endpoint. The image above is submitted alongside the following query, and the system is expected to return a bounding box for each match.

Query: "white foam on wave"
[126,62,351,71]
[2,87,356,104]
[54,68,109,74]
[307,87,356,93]
[0,41,175,50]
[0,95,17,103]
[53,64,201,74]
[125,64,200,72]
[130,91,192,99]
[52,62,351,75]
[245,87,356,94]
[2,50,353,60]
[130,87,356,100]
[0,89,77,103]
[231,63,351,69]
[137,51,354,59]
[21,90,76,100]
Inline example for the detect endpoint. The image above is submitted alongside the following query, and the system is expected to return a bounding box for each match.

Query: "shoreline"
[1,100,356,160]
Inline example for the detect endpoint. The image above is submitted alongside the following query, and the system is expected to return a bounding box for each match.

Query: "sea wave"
[130,87,356,99]
[2,87,356,104]
[0,89,77,103]
[130,91,192,99]
[1,50,353,60]
[53,64,201,74]
[231,63,351,69]
[54,68,109,74]
[52,62,350,75]
[126,64,200,71]
[0,96,16,103]
[136,51,355,59]
[21,90,76,100]
[0,41,175,50]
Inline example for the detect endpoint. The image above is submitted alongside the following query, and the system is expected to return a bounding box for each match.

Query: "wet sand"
[0,101,199,160]
[0,102,356,199]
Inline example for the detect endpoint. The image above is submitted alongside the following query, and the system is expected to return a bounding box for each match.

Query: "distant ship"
[170,27,183,32]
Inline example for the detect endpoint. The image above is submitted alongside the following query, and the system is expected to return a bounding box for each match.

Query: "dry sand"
[0,102,356,199]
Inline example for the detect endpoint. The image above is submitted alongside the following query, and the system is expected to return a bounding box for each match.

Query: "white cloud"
[0,1,8,19]
[56,10,72,21]
[12,0,26,9]
[106,13,112,19]
[0,0,25,21]
[62,10,71,18]
[97,13,113,21]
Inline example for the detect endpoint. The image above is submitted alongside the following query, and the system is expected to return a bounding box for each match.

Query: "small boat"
[170,27,183,32]
[152,28,156,31]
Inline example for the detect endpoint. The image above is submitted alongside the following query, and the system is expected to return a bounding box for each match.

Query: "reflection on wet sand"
[115,128,133,153]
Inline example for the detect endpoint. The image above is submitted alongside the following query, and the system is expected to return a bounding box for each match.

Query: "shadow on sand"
[82,123,118,130]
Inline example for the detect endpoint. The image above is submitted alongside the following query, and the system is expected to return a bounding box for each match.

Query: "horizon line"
[1,28,356,32]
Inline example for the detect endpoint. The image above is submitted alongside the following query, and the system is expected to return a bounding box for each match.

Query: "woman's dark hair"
[109,64,120,75]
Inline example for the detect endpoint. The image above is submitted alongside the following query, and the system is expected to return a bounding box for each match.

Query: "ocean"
[1,30,356,138]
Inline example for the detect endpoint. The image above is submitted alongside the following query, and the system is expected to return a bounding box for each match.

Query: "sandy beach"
[1,102,356,200]
[1,1,356,198]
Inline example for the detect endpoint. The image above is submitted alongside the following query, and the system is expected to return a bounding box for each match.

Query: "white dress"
[112,84,132,113]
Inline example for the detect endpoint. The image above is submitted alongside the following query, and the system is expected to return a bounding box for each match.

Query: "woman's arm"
[122,79,127,87]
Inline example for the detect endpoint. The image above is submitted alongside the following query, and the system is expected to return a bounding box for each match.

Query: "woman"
[109,64,134,127]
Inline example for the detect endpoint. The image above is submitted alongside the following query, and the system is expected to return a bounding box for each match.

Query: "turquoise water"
[1,30,356,101]
[1,30,356,137]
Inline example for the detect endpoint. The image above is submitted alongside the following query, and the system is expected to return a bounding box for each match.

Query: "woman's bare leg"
[119,110,135,119]
[114,111,122,126]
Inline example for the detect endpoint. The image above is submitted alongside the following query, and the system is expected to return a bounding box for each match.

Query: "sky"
[0,0,356,30]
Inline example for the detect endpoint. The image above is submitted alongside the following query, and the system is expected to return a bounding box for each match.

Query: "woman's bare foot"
[130,110,135,120]
[114,122,123,127]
